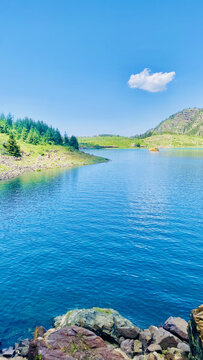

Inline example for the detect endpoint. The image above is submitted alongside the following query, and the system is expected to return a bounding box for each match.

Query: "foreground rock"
[3,305,203,359]
[28,326,126,360]
[149,326,183,350]
[163,317,188,341]
[54,307,139,343]
[188,304,203,360]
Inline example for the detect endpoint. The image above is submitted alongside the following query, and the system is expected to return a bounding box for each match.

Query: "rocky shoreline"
[1,305,202,360]
[0,150,107,181]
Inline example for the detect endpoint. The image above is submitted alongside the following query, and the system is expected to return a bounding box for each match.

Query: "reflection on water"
[159,148,203,158]
[0,167,79,200]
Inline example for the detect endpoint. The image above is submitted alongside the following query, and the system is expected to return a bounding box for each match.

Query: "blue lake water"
[0,148,203,346]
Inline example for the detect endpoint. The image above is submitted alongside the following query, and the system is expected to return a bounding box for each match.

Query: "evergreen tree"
[6,113,13,127]
[27,128,34,144]
[5,133,21,157]
[32,129,40,145]
[64,132,70,146]
[69,135,79,149]
[54,128,63,145]
[0,112,70,146]
[44,129,53,144]
[21,127,28,141]
[0,119,9,134]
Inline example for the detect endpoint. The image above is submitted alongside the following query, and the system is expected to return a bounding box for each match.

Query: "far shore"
[79,134,203,149]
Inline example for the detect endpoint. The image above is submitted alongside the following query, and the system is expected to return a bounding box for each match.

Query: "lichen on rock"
[54,307,137,343]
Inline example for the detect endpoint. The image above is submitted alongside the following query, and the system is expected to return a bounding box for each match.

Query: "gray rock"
[117,326,141,339]
[149,326,181,350]
[133,356,145,360]
[120,339,134,358]
[54,307,135,343]
[163,316,188,341]
[147,344,162,353]
[2,346,15,357]
[17,338,30,357]
[119,336,125,344]
[177,342,190,353]
[139,329,152,349]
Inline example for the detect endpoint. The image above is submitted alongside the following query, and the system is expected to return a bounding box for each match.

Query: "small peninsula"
[0,115,107,181]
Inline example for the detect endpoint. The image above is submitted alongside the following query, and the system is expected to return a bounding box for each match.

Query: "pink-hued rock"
[28,326,126,360]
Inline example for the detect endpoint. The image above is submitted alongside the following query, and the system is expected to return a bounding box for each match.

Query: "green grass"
[143,134,203,148]
[79,136,141,148]
[93,307,112,315]
[78,134,203,149]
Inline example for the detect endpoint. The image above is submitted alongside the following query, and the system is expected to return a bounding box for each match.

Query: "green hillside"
[79,134,203,149]
[79,107,203,149]
[153,108,203,135]
[79,135,141,149]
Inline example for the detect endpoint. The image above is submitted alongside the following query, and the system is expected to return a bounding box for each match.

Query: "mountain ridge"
[152,107,203,136]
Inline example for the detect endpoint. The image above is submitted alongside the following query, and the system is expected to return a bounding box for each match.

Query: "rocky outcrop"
[4,305,203,359]
[188,305,203,360]
[54,307,138,343]
[28,326,126,360]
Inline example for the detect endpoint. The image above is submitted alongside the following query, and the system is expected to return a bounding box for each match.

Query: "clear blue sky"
[0,0,203,136]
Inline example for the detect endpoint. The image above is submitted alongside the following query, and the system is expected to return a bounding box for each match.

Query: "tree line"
[0,113,79,149]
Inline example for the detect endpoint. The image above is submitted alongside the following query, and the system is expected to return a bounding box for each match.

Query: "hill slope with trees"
[0,113,79,149]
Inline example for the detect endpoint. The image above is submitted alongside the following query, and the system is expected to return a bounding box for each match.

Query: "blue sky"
[0,0,203,136]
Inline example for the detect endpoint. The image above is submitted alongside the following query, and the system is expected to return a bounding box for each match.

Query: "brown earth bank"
[1,305,203,360]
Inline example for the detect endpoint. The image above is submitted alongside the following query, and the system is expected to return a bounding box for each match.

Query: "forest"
[0,113,79,149]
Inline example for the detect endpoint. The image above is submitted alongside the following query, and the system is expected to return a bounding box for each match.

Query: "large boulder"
[28,325,127,360]
[188,304,203,360]
[163,317,188,341]
[149,326,182,350]
[117,326,141,339]
[16,338,30,357]
[54,308,137,343]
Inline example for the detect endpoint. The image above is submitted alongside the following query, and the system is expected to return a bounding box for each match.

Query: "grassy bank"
[0,134,107,180]
[79,134,203,149]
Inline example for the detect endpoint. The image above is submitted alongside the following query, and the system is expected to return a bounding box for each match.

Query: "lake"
[0,148,203,346]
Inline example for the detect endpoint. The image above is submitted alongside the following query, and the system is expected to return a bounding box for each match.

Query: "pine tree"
[32,129,40,145]
[21,127,28,141]
[64,132,70,146]
[54,128,63,145]
[6,133,21,157]
[69,135,79,150]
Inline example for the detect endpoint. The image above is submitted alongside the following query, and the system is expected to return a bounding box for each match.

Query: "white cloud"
[128,68,175,92]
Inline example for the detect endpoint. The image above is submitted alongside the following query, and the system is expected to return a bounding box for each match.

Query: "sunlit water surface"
[0,149,203,346]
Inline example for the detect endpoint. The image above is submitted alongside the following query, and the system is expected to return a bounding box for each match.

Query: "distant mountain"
[153,108,203,136]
